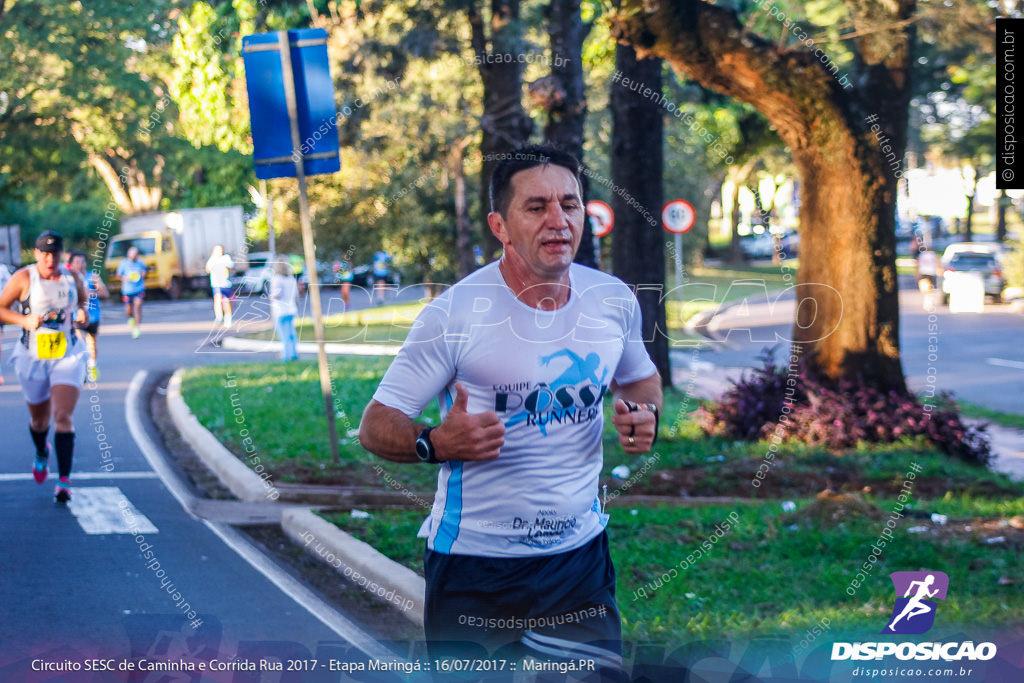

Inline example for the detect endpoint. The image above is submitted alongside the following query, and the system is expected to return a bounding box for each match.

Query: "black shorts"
[424,531,623,678]
[74,321,100,336]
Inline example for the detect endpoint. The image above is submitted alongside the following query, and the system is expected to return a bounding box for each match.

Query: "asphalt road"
[0,287,411,678]
[679,275,1024,415]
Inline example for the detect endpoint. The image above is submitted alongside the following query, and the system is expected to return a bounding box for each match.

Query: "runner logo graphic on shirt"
[494,349,609,435]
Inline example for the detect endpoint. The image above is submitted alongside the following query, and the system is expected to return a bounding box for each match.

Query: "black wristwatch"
[415,427,441,464]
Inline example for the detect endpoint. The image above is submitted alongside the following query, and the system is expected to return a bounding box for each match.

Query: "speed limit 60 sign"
[663,200,696,234]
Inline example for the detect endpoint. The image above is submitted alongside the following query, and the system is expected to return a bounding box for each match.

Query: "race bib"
[35,330,67,359]
[129,272,142,282]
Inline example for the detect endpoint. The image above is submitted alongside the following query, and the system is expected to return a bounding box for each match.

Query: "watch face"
[415,437,430,461]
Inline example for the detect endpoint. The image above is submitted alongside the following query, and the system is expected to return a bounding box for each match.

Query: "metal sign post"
[277,31,339,463]
[586,200,614,271]
[243,29,341,463]
[662,200,696,294]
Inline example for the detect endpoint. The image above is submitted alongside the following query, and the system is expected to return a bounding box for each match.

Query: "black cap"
[35,231,63,253]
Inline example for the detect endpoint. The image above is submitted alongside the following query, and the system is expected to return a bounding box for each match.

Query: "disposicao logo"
[832,570,998,663]
[883,570,949,635]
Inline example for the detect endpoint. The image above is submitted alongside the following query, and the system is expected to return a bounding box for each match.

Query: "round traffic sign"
[586,200,614,238]
[662,200,696,234]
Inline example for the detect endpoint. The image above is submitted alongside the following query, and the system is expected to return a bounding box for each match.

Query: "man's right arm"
[359,384,505,464]
[358,400,424,464]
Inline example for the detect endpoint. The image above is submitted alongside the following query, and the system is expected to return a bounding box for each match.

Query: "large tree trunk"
[610,45,671,388]
[726,160,757,266]
[88,153,163,215]
[610,0,912,392]
[996,188,1009,243]
[469,0,534,262]
[536,0,595,267]
[449,140,477,279]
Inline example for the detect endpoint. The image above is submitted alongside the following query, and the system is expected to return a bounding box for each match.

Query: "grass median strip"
[323,498,1024,642]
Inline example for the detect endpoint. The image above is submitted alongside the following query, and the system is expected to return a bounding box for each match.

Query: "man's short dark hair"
[68,250,87,264]
[489,145,582,217]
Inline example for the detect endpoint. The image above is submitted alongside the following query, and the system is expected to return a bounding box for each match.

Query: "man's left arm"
[610,372,662,455]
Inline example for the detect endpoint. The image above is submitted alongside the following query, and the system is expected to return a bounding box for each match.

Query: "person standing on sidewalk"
[359,146,661,677]
[0,231,89,503]
[67,250,109,382]
[269,260,299,361]
[116,246,148,338]
[206,245,235,327]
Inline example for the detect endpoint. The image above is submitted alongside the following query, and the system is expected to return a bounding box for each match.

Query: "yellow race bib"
[35,330,68,359]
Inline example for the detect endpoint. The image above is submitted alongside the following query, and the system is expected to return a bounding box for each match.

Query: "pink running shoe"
[54,477,71,503]
[33,450,49,484]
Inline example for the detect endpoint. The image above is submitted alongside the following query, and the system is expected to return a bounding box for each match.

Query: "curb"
[281,508,425,627]
[166,369,280,502]
[167,368,425,626]
[220,335,400,356]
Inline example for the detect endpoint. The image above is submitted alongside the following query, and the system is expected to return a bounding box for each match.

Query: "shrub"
[697,348,992,466]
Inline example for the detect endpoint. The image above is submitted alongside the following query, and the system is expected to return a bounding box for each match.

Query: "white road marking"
[125,370,396,660]
[0,471,158,482]
[987,357,1024,370]
[67,486,158,535]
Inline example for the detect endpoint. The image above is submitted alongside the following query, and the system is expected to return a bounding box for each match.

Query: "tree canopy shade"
[610,0,914,392]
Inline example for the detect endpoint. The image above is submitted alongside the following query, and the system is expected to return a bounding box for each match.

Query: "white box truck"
[0,224,21,268]
[105,207,248,299]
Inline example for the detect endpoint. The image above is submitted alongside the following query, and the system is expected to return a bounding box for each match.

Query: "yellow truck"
[105,207,248,299]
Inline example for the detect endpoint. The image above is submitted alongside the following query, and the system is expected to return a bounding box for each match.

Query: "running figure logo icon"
[883,571,949,635]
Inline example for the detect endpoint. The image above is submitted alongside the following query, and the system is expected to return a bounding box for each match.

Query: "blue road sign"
[242,29,340,179]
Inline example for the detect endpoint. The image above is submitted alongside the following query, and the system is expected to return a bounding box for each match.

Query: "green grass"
[180,358,440,487]
[956,401,1024,430]
[182,363,1024,498]
[322,500,1024,642]
[182,357,1023,643]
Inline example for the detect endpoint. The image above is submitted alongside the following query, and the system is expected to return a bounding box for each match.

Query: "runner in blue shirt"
[67,251,109,382]
[115,246,148,338]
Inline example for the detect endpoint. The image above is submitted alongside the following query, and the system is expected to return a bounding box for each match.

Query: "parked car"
[739,229,798,259]
[941,252,1006,304]
[235,252,302,295]
[234,251,274,295]
[940,242,1004,268]
[739,232,775,259]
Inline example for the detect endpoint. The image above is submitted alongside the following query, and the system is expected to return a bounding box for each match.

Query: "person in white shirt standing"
[205,245,234,327]
[269,260,299,361]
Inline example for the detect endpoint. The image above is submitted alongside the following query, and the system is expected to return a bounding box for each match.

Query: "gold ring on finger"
[628,436,635,446]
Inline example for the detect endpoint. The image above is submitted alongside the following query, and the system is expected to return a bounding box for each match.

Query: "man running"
[359,146,661,677]
[206,245,234,327]
[116,245,147,338]
[0,231,89,503]
[67,251,109,382]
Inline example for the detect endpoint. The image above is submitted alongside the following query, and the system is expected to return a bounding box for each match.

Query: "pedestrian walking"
[206,245,234,327]
[0,231,89,503]
[269,260,299,361]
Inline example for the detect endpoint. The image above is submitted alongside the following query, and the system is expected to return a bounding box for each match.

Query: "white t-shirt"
[206,253,233,289]
[918,251,939,276]
[269,273,298,318]
[373,262,657,558]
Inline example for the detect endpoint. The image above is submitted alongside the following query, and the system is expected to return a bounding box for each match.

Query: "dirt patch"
[601,460,1023,500]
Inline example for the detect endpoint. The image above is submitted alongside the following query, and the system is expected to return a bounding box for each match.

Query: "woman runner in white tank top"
[0,231,88,503]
